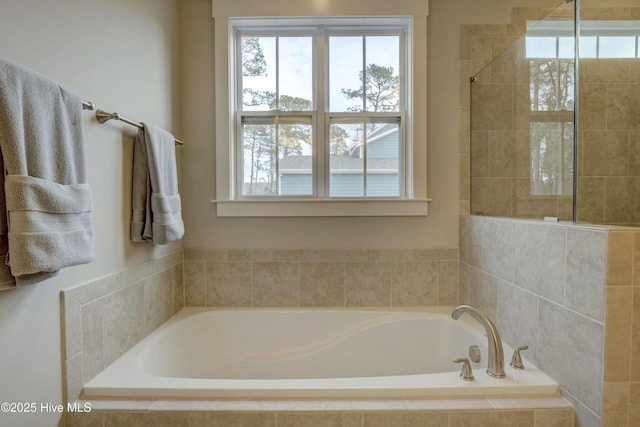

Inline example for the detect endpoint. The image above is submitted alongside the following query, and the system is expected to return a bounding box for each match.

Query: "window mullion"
[316,28,327,197]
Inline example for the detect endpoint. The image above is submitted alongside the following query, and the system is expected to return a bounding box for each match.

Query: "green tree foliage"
[341,64,399,112]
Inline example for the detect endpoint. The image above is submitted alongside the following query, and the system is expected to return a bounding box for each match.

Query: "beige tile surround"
[62,246,576,427]
[460,215,640,427]
[183,248,459,308]
[61,251,184,405]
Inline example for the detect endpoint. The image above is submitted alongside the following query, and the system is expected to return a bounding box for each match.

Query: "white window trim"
[212,0,429,217]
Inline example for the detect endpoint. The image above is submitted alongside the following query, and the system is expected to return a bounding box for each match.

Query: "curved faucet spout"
[451,305,506,378]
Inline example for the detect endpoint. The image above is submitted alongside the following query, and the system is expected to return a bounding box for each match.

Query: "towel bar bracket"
[96,110,122,125]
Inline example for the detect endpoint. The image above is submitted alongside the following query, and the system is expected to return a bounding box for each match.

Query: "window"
[526,20,576,197]
[213,0,429,216]
[236,23,405,199]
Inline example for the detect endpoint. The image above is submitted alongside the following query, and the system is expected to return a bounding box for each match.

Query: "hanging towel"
[0,58,94,281]
[131,123,183,244]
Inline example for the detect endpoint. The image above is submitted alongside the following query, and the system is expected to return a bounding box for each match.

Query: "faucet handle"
[510,345,529,370]
[453,358,474,381]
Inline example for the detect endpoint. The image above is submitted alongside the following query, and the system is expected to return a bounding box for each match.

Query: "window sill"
[212,198,431,217]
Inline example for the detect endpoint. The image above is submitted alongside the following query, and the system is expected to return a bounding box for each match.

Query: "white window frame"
[212,0,429,217]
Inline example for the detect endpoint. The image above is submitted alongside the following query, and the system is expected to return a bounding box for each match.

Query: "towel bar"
[82,100,184,146]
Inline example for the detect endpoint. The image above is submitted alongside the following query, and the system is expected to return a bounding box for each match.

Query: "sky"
[242,34,400,112]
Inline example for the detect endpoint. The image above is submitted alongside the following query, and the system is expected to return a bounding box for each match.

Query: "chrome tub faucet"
[451,305,506,378]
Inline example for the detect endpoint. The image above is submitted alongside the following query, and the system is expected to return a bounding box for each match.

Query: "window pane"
[365,36,400,112]
[279,37,313,110]
[558,37,574,59]
[366,121,400,196]
[329,120,400,197]
[579,36,597,58]
[242,118,313,196]
[242,36,276,111]
[529,59,575,111]
[530,122,574,196]
[526,36,557,58]
[278,122,313,195]
[330,122,364,196]
[242,121,277,195]
[599,36,636,58]
[329,36,363,112]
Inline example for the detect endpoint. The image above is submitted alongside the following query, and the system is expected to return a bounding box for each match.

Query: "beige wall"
[0,1,180,426]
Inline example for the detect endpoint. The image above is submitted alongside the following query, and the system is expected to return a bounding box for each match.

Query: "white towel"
[131,123,183,245]
[0,58,94,281]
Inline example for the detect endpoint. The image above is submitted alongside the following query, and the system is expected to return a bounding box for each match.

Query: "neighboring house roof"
[279,155,398,174]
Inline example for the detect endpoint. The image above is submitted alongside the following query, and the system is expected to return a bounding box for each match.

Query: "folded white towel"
[0,58,95,281]
[131,123,184,245]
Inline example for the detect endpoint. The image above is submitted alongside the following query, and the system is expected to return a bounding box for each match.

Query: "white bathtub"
[83,307,558,399]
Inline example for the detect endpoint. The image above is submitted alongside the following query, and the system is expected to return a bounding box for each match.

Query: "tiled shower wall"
[459,6,640,225]
[460,215,640,427]
[579,56,640,225]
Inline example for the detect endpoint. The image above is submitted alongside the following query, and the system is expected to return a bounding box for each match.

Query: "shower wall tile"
[607,231,634,287]
[564,228,607,321]
[489,131,518,177]
[604,286,632,382]
[468,267,498,321]
[514,223,565,303]
[470,178,512,216]
[480,218,515,282]
[459,216,609,423]
[470,85,513,131]
[60,250,183,403]
[604,177,640,224]
[496,282,538,365]
[579,84,606,130]
[607,84,640,130]
[581,7,632,19]
[629,384,640,425]
[582,59,630,83]
[470,131,489,177]
[630,290,640,382]
[577,177,605,224]
[185,248,459,309]
[460,215,482,268]
[629,132,640,175]
[601,382,630,427]
[538,300,603,413]
[582,131,629,176]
